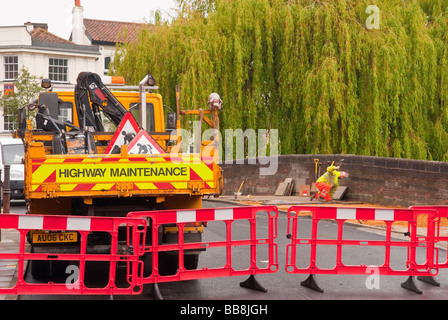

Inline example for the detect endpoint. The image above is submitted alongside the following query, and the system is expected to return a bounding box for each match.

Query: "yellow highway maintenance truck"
[15,72,223,279]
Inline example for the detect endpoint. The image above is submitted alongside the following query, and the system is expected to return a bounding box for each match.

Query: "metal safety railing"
[285,206,439,293]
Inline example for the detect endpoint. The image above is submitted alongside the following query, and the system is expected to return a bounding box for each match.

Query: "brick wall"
[220,154,448,207]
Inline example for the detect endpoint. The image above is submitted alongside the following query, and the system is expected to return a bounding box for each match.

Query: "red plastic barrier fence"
[408,205,448,268]
[127,205,278,299]
[285,206,439,293]
[0,214,146,296]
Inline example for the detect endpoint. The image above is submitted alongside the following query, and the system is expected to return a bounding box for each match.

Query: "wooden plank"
[275,182,289,196]
[332,186,348,200]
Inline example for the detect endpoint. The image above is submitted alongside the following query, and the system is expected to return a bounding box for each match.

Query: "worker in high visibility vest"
[315,166,349,201]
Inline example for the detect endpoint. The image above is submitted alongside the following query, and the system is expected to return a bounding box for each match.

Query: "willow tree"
[113,0,448,161]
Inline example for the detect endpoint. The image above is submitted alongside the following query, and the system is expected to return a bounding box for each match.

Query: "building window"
[4,56,18,80]
[3,106,17,131]
[49,58,68,82]
[104,56,111,75]
[59,105,72,123]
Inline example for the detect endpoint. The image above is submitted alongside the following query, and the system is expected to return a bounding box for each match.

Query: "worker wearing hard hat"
[315,166,349,201]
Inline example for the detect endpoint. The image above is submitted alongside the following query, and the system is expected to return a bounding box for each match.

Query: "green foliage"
[0,67,42,130]
[113,0,448,161]
[175,0,216,18]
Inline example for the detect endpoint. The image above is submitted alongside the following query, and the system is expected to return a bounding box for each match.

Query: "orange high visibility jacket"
[316,166,341,194]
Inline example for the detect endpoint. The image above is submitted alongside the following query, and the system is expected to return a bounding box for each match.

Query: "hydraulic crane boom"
[18,72,134,155]
[74,72,128,131]
[20,72,129,135]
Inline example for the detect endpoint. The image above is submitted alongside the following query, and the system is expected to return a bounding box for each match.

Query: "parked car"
[0,138,25,199]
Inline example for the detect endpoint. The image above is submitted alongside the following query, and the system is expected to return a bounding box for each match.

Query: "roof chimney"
[72,0,85,44]
[25,21,34,32]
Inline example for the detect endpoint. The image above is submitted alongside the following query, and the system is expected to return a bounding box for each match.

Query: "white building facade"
[0,23,101,135]
[0,0,145,136]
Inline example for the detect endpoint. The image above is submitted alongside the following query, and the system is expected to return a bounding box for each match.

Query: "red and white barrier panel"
[0,214,147,296]
[286,206,439,294]
[127,205,278,299]
[406,205,448,288]
[408,205,448,267]
[295,206,427,222]
[0,214,127,231]
[140,207,254,224]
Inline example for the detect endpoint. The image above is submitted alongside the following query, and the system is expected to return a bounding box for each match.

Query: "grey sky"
[0,0,177,39]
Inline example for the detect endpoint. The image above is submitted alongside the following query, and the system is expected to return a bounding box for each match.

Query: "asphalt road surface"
[16,199,448,301]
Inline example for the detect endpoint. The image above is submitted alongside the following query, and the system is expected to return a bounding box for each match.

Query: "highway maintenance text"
[58,167,188,179]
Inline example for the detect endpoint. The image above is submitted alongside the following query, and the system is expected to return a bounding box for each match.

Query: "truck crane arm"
[75,72,129,131]
[17,72,132,154]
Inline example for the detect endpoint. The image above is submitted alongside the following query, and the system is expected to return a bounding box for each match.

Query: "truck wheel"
[30,260,50,280]
[157,253,200,275]
[29,260,69,281]
[158,252,178,276]
[184,254,199,270]
[140,253,152,277]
